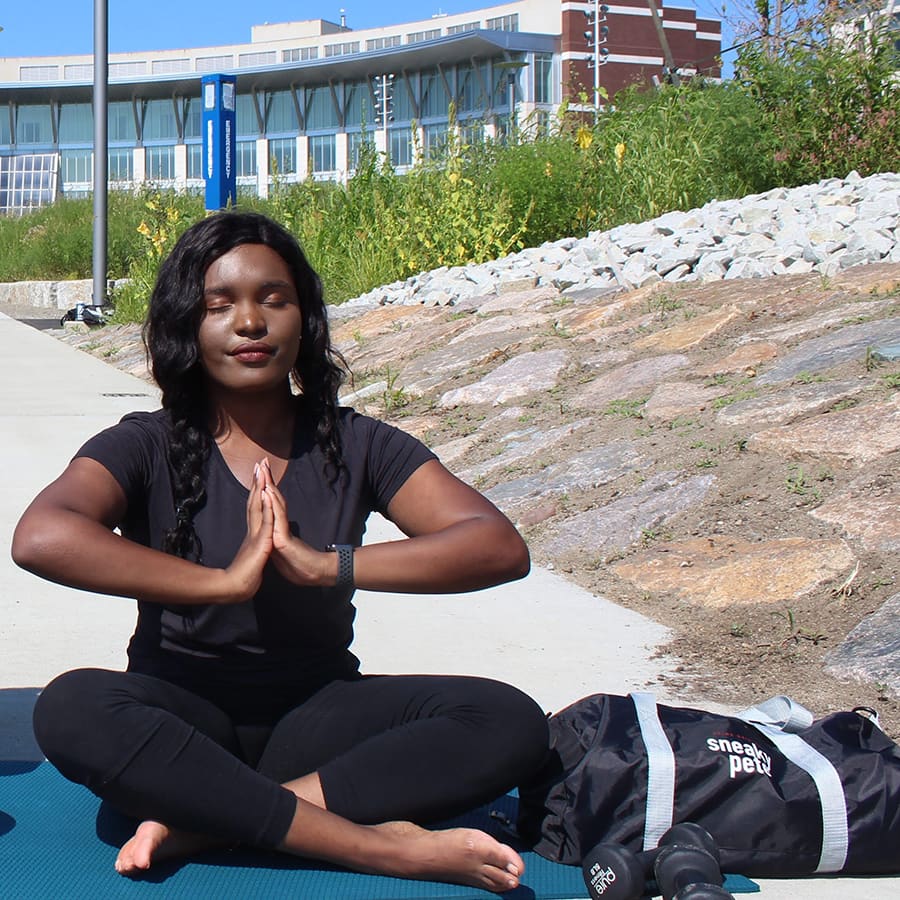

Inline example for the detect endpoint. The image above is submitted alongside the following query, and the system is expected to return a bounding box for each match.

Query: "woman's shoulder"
[78,408,171,458]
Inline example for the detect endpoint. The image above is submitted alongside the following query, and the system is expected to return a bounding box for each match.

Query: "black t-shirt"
[76,405,435,719]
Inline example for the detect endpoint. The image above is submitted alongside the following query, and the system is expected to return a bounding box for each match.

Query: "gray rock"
[825,592,900,695]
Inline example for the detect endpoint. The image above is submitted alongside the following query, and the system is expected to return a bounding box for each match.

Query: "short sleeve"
[349,413,436,513]
[74,411,166,504]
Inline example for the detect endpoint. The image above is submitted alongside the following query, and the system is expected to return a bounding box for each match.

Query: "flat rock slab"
[612,535,856,607]
[398,330,531,396]
[696,341,778,378]
[345,317,467,375]
[538,472,715,560]
[743,299,896,347]
[447,310,550,344]
[439,349,570,407]
[457,420,590,483]
[483,441,644,516]
[456,285,560,314]
[755,316,900,384]
[810,474,900,551]
[573,354,690,407]
[716,378,869,427]
[825,591,900,694]
[748,393,900,465]
[645,381,731,422]
[632,305,743,352]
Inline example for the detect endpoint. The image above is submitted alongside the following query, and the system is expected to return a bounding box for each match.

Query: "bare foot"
[369,821,525,893]
[115,820,220,876]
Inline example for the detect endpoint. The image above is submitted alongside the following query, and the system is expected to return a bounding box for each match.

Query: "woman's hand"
[256,459,334,587]
[220,460,277,602]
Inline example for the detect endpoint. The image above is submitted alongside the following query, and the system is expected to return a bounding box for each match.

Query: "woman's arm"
[11,457,274,605]
[265,458,530,593]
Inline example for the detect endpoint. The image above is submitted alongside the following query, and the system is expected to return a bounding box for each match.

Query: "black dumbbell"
[653,841,733,900]
[581,822,734,900]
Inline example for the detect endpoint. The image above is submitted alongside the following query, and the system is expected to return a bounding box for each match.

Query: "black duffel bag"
[517,692,900,876]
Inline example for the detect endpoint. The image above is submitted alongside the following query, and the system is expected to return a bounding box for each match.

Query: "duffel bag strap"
[737,695,814,733]
[630,692,676,851]
[748,723,849,873]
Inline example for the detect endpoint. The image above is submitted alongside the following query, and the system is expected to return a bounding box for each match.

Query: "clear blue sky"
[1,1,732,59]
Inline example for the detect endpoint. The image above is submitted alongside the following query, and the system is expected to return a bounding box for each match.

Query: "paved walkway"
[0,311,896,898]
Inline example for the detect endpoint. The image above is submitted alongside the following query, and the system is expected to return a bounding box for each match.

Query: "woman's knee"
[33,668,137,779]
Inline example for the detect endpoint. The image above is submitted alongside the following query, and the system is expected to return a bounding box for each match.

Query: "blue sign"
[201,74,237,211]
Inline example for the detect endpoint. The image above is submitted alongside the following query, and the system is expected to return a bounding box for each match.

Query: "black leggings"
[33,668,548,849]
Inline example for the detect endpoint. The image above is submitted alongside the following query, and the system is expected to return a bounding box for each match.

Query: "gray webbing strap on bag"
[737,695,814,733]
[738,701,849,873]
[630,692,675,851]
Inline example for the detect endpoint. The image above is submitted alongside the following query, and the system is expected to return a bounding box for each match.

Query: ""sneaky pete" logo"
[707,736,773,779]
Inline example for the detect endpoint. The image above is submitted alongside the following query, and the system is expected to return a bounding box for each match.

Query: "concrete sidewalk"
[0,311,896,898]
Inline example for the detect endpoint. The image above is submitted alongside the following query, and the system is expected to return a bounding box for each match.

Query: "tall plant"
[737,4,900,181]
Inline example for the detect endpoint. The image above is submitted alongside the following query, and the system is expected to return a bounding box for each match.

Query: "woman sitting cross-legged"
[12,212,549,893]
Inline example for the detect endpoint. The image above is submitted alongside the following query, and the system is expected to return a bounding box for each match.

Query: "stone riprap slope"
[32,172,900,733]
[341,171,900,311]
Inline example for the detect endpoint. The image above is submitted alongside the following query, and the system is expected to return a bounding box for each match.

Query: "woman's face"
[197,243,303,397]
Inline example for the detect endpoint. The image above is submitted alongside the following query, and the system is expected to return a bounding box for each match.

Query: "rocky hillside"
[29,173,900,735]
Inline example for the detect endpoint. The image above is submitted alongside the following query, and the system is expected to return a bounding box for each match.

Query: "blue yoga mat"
[0,762,758,899]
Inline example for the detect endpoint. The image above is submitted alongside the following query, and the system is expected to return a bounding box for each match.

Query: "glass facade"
[146,145,175,180]
[108,148,134,182]
[59,104,93,144]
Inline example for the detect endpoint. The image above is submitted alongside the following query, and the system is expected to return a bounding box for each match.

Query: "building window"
[236,141,257,177]
[59,104,93,144]
[534,53,553,104]
[266,90,298,133]
[110,61,147,79]
[239,51,277,68]
[457,65,483,113]
[186,143,203,180]
[146,145,175,180]
[64,64,93,81]
[143,99,177,142]
[407,29,441,44]
[182,97,202,140]
[389,128,413,167]
[60,149,92,187]
[423,123,448,158]
[0,109,12,145]
[344,81,375,129]
[269,137,297,175]
[283,47,318,62]
[420,70,450,119]
[108,101,137,143]
[16,105,53,146]
[486,14,519,32]
[236,94,260,138]
[347,131,375,171]
[446,22,478,35]
[152,58,190,75]
[196,55,234,72]
[324,41,360,58]
[306,86,339,130]
[309,134,336,173]
[19,66,60,82]
[366,36,401,51]
[108,148,133,182]
[458,118,484,146]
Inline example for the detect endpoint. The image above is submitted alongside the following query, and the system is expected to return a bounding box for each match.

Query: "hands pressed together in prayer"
[227,458,336,602]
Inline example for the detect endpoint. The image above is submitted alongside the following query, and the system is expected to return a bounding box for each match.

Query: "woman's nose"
[234,301,266,334]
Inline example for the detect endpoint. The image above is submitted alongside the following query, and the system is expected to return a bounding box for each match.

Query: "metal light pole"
[92,0,108,307]
[584,3,609,118]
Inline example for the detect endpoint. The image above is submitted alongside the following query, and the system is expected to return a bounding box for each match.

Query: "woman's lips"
[230,343,274,362]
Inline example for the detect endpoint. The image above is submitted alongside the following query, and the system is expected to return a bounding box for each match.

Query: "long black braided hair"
[142,212,346,561]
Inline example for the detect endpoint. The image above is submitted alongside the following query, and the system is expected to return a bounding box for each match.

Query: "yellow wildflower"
[576,126,593,150]
[614,142,626,169]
